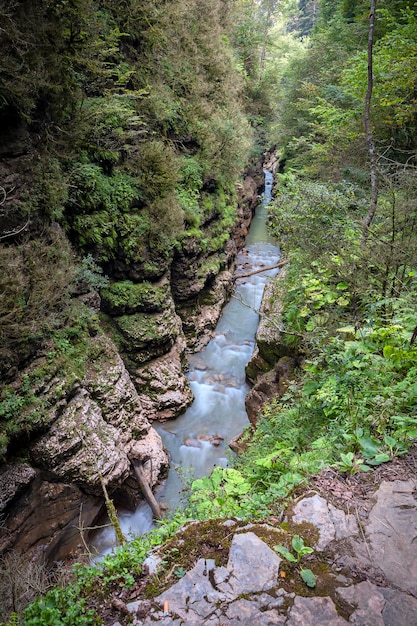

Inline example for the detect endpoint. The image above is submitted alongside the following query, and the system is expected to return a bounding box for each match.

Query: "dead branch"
[234,258,288,280]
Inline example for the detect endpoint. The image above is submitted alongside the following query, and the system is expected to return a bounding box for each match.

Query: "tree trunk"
[130,458,163,520]
[361,0,378,248]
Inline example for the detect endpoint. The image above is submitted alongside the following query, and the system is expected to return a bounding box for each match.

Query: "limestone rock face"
[248,274,294,372]
[365,479,417,597]
[245,368,278,427]
[103,286,193,420]
[134,340,193,422]
[292,493,359,551]
[245,356,296,427]
[177,269,235,350]
[0,474,102,563]
[0,463,36,513]
[1,334,168,561]
[28,335,168,494]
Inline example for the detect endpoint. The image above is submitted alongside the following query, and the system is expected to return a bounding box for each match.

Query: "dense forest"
[1,0,416,623]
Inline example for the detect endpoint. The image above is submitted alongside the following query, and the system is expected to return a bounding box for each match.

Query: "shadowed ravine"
[92,171,280,555]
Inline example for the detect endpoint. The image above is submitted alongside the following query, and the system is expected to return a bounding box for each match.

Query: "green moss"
[196,255,223,282]
[0,304,103,459]
[101,280,170,315]
[112,309,179,350]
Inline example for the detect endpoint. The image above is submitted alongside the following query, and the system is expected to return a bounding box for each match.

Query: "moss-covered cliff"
[0,0,264,561]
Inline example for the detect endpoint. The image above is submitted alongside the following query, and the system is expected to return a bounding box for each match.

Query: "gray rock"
[365,480,417,597]
[156,558,224,622]
[287,596,348,625]
[0,462,36,512]
[226,598,286,625]
[337,581,385,625]
[214,532,281,596]
[293,493,358,550]
[142,553,163,576]
[29,334,169,494]
[134,340,193,422]
[380,587,417,626]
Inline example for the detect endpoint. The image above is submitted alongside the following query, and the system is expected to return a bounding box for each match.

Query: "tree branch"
[234,258,288,280]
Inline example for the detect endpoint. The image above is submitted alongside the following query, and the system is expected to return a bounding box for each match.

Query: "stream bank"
[95,446,417,625]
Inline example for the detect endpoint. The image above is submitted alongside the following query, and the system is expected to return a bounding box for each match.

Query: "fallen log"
[234,258,288,280]
[130,457,163,520]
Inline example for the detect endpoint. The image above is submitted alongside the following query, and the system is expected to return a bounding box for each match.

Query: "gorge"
[92,169,281,555]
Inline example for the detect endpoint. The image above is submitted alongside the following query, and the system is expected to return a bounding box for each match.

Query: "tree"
[361,0,378,247]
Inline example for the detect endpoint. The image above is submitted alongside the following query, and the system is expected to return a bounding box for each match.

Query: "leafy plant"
[274,535,313,563]
[174,567,187,579]
[334,451,372,474]
[274,535,317,588]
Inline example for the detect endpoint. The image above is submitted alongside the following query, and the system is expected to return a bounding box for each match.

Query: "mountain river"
[92,170,280,555]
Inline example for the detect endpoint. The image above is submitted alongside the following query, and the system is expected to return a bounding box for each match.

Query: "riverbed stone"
[286,596,348,626]
[364,479,417,597]
[292,493,358,550]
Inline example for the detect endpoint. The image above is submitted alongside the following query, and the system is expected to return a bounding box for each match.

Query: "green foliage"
[23,511,188,624]
[0,304,100,458]
[274,535,317,588]
[300,568,317,588]
[24,584,102,625]
[274,534,314,563]
[334,451,371,474]
[0,229,76,379]
[233,213,417,499]
[100,280,169,315]
[176,157,204,227]
[188,467,258,519]
[74,254,109,292]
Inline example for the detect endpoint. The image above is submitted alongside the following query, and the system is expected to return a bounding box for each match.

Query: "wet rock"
[177,269,235,349]
[229,430,251,455]
[183,437,202,448]
[287,596,347,625]
[128,428,168,488]
[337,581,385,626]
[292,493,358,550]
[364,479,417,597]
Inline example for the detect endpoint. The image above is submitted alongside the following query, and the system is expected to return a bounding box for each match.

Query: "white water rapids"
[92,171,280,554]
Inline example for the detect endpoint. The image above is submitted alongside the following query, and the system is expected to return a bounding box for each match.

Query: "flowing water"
[92,171,279,554]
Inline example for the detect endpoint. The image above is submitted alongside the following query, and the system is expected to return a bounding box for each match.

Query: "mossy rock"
[112,309,181,351]
[197,255,223,283]
[256,336,295,368]
[101,280,170,315]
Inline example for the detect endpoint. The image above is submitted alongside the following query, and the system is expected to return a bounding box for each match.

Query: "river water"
[92,171,279,554]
